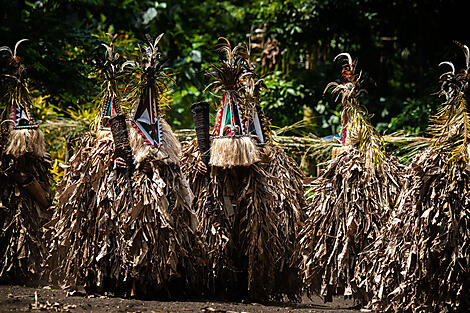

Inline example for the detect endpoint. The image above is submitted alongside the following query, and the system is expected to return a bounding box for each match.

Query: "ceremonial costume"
[298,53,403,302]
[0,39,51,284]
[356,44,470,312]
[47,34,199,297]
[181,38,305,301]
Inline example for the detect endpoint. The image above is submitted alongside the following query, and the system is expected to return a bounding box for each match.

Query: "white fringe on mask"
[128,119,181,166]
[209,136,260,168]
[5,128,46,158]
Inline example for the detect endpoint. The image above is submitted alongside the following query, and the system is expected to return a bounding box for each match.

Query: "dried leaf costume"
[0,39,51,284]
[356,44,470,312]
[181,38,305,301]
[47,34,198,297]
[298,53,403,302]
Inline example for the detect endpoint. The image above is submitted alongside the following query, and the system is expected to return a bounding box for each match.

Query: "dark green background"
[1,0,468,136]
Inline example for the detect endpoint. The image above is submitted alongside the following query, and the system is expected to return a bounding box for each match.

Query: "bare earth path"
[0,285,361,313]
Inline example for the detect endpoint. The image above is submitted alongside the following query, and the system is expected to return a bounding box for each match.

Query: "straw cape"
[298,53,404,302]
[46,34,200,297]
[355,43,470,312]
[0,39,52,284]
[181,38,305,301]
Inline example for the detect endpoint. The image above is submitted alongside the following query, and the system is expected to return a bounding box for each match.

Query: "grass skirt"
[298,148,403,301]
[355,149,470,312]
[46,122,201,297]
[181,140,305,301]
[0,129,51,284]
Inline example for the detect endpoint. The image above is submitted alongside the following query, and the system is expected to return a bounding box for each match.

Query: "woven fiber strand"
[5,128,46,158]
[128,120,180,166]
[191,101,211,166]
[109,114,134,168]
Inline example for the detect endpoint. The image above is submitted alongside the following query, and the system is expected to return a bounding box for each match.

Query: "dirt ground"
[0,285,362,313]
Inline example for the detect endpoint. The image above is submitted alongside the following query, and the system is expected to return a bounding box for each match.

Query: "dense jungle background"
[0,0,468,182]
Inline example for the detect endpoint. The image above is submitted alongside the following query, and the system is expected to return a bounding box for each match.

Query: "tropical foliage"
[0,0,467,184]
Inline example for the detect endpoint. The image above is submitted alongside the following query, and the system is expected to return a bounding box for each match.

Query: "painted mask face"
[100,93,122,129]
[127,33,167,149]
[131,86,162,148]
[214,92,266,144]
[11,101,38,129]
[246,106,265,144]
[215,92,244,137]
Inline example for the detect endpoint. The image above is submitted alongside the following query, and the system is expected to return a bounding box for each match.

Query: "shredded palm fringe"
[209,136,260,168]
[299,148,403,301]
[181,139,305,301]
[0,134,51,284]
[46,123,201,297]
[5,128,46,158]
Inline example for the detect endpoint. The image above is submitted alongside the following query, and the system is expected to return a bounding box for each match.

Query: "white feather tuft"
[334,52,353,65]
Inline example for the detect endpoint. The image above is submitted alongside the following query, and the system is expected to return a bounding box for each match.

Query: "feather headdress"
[1,39,39,130]
[97,33,124,129]
[124,33,171,149]
[205,38,263,167]
[1,39,46,158]
[428,42,470,173]
[325,52,385,165]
